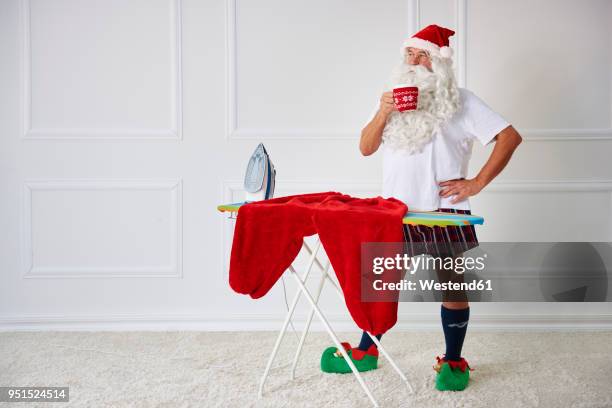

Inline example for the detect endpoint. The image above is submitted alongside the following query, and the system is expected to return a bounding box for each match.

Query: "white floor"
[2,330,612,407]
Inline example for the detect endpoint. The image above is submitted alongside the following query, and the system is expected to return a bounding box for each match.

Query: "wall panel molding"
[20,0,183,140]
[459,0,612,141]
[519,129,612,141]
[485,179,612,193]
[2,311,611,331]
[22,178,183,278]
[453,0,467,87]
[224,0,360,140]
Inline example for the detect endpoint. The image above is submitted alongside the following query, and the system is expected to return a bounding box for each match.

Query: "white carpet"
[2,330,612,407]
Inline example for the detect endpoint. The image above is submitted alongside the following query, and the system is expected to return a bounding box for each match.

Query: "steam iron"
[244,143,276,202]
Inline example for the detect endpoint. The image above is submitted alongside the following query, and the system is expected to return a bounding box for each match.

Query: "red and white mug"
[392,84,418,112]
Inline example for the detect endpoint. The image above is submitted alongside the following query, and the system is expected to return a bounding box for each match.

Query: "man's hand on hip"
[438,178,484,204]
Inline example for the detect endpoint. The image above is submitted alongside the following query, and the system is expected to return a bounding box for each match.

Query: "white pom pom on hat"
[439,46,453,58]
[402,24,455,59]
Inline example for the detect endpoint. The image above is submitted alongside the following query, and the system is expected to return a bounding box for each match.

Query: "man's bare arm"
[360,110,390,156]
[439,125,523,203]
[359,91,397,156]
[473,125,523,190]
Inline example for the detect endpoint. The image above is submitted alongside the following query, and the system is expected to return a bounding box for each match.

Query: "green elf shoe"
[433,355,471,391]
[320,342,379,374]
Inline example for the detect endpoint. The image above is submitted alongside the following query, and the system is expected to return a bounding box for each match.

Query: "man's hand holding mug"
[379,91,398,116]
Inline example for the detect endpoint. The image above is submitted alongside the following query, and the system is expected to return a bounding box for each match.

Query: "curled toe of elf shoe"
[433,355,471,391]
[320,342,379,374]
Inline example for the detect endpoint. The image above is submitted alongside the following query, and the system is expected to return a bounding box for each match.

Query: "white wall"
[0,0,611,331]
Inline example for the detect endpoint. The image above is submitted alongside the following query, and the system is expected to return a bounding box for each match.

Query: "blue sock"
[441,305,470,361]
[357,331,382,351]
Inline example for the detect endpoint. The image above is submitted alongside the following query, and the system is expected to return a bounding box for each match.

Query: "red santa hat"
[402,24,455,59]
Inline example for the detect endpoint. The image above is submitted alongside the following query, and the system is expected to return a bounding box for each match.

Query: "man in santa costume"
[321,24,522,391]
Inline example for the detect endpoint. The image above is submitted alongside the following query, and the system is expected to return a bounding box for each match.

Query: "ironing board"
[218,202,484,227]
[219,201,484,407]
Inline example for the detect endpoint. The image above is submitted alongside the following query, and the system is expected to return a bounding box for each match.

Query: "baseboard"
[1,313,612,331]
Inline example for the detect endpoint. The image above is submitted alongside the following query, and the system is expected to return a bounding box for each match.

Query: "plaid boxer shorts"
[403,208,479,259]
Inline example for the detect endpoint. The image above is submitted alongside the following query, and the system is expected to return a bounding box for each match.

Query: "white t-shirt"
[370,87,510,211]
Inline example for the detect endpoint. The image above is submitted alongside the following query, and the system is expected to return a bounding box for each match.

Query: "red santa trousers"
[229,191,407,334]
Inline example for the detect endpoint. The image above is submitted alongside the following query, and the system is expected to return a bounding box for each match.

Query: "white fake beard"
[382,57,460,154]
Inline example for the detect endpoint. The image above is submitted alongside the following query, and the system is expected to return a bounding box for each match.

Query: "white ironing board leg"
[288,265,379,408]
[302,241,327,273]
[258,239,322,398]
[290,260,331,380]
